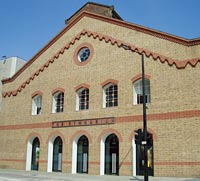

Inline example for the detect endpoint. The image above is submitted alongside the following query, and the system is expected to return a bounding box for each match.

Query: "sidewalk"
[0,169,199,181]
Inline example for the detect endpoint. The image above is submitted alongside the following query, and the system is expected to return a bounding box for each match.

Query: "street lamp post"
[141,53,148,181]
[122,45,149,180]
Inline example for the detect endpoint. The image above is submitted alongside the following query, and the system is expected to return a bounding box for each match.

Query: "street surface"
[0,169,199,181]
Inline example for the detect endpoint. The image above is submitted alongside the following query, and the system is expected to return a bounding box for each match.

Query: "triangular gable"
[2,28,200,97]
[2,10,200,85]
[2,4,200,98]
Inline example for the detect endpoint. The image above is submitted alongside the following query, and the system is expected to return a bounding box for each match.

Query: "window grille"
[104,84,118,108]
[52,92,64,113]
[78,88,89,110]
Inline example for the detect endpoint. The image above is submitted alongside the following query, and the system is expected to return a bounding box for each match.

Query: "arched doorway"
[105,133,119,175]
[31,137,40,170]
[135,132,154,176]
[77,135,89,173]
[53,136,63,172]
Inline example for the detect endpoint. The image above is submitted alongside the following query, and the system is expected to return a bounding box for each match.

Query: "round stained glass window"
[78,47,90,62]
[74,43,93,66]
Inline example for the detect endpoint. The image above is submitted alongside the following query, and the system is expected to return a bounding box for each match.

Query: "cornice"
[81,11,200,46]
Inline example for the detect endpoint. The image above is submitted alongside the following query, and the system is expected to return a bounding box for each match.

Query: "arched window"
[133,79,150,105]
[32,95,42,115]
[31,137,40,170]
[77,135,89,173]
[135,131,154,176]
[52,92,64,113]
[105,134,119,175]
[53,136,63,172]
[76,88,89,111]
[103,83,118,108]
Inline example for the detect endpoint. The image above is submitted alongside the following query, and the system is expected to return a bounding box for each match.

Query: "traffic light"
[135,129,143,144]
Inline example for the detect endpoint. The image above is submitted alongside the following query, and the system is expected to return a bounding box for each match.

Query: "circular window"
[78,47,90,62]
[74,43,94,66]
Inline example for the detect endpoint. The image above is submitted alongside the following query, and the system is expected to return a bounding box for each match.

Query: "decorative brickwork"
[74,83,90,91]
[2,29,200,97]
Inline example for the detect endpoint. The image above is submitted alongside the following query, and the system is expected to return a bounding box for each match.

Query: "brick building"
[0,2,200,178]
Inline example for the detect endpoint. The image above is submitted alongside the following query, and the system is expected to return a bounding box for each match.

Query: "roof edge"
[2,10,200,84]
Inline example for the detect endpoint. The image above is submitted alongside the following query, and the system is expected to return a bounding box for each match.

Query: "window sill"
[31,114,42,116]
[102,106,118,109]
[76,109,89,112]
[133,103,151,107]
[51,111,64,114]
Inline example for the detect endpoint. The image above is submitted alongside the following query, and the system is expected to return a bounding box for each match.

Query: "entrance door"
[53,136,62,172]
[105,134,119,175]
[136,132,154,176]
[31,137,40,170]
[77,135,89,173]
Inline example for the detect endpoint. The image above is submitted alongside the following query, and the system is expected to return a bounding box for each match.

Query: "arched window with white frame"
[32,94,42,115]
[133,79,150,105]
[52,92,64,113]
[103,83,118,108]
[76,88,89,111]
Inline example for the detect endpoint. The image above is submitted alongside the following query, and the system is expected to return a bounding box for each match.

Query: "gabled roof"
[2,2,200,87]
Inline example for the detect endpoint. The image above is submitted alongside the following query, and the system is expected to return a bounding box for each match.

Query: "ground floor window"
[31,137,40,171]
[26,130,154,176]
[53,136,63,172]
[136,132,154,176]
[77,135,89,173]
[105,133,119,175]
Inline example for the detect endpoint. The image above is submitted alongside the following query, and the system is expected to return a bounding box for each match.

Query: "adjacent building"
[0,2,200,178]
[0,56,26,111]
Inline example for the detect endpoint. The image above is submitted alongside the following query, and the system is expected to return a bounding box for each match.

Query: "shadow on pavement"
[130,176,143,181]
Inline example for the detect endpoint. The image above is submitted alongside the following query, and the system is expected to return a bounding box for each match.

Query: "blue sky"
[0,0,199,61]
